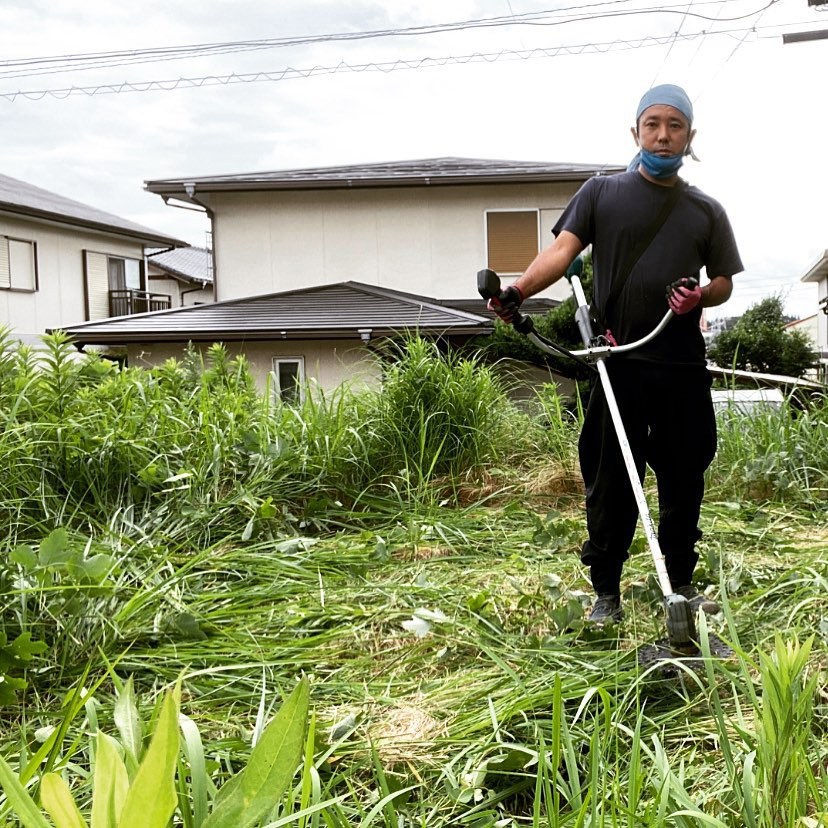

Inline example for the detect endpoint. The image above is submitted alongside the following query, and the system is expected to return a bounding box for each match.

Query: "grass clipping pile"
[326,695,448,766]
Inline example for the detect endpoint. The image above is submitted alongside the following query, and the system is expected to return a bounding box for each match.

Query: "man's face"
[631,104,696,157]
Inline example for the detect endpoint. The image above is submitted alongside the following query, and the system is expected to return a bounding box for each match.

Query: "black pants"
[578,360,717,595]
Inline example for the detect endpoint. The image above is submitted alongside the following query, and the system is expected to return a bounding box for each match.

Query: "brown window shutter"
[486,211,539,274]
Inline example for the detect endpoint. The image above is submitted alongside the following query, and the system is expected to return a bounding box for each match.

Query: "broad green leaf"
[10,545,37,570]
[91,731,129,828]
[203,677,309,828]
[9,632,48,662]
[41,773,88,828]
[39,528,71,567]
[118,691,180,828]
[0,754,51,828]
[113,677,143,775]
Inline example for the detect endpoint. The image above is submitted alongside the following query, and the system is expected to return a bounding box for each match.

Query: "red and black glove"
[487,284,525,324]
[666,277,702,315]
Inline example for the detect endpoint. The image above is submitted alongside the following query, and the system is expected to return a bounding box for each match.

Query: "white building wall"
[0,214,147,344]
[201,182,580,305]
[146,273,214,307]
[127,338,380,394]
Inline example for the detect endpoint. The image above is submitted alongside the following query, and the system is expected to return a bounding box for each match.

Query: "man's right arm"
[513,230,584,300]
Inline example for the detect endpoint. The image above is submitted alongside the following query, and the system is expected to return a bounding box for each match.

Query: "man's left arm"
[701,275,733,309]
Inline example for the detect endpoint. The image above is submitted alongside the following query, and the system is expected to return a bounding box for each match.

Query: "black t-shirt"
[552,171,744,365]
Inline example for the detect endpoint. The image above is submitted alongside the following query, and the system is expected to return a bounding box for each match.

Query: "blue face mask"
[638,148,684,179]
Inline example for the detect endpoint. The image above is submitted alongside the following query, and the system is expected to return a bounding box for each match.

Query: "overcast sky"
[2,0,826,319]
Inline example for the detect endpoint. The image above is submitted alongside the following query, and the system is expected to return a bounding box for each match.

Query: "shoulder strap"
[601,178,687,325]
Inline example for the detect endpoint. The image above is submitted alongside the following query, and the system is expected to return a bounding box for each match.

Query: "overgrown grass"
[0,330,826,825]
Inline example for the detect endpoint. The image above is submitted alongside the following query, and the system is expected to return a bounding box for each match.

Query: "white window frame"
[0,236,38,292]
[271,357,305,404]
[483,208,541,276]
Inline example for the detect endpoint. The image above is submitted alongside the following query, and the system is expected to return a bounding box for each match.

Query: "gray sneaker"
[675,585,720,615]
[587,594,623,624]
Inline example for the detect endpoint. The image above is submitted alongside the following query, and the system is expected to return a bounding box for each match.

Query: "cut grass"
[4,499,825,824]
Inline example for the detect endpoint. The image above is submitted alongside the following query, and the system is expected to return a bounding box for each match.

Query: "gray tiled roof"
[441,297,559,318]
[58,281,492,344]
[146,156,625,195]
[0,173,185,246]
[148,246,212,284]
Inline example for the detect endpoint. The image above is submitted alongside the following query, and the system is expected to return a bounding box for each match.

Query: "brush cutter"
[477,266,727,666]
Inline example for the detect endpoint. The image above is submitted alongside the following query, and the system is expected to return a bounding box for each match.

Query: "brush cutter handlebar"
[477,269,534,335]
[476,268,674,362]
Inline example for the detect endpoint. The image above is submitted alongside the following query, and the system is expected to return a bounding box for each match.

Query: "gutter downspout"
[162,184,219,300]
[180,283,208,307]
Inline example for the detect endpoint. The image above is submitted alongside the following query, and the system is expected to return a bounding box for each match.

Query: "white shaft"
[594,356,674,597]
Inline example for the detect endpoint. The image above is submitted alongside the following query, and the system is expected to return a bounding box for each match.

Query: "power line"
[652,0,696,85]
[0,20,805,103]
[0,0,779,81]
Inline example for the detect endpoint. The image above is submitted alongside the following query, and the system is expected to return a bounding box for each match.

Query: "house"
[59,281,495,400]
[800,250,828,378]
[0,173,185,345]
[147,246,214,308]
[144,157,622,303]
[60,157,623,393]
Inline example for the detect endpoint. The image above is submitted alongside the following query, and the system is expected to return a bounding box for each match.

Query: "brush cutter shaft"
[592,358,674,597]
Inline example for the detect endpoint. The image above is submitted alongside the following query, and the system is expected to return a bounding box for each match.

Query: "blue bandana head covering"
[627,83,698,176]
[635,83,693,126]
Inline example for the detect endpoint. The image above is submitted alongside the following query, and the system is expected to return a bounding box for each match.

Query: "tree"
[707,296,817,378]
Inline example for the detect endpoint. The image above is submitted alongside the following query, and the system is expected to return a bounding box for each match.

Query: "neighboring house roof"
[145,156,626,198]
[783,314,818,329]
[440,297,560,318]
[56,281,493,345]
[801,250,828,283]
[0,173,185,247]
[147,246,212,284]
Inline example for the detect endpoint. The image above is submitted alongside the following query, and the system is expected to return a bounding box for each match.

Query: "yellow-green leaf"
[117,691,180,828]
[0,755,51,828]
[91,731,129,828]
[113,677,142,778]
[203,677,309,828]
[41,773,88,828]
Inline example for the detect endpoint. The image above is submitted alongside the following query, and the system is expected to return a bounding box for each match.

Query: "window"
[0,236,37,291]
[486,210,539,275]
[272,357,305,404]
[107,256,142,291]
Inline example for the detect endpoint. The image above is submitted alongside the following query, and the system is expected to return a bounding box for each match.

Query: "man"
[490,84,743,623]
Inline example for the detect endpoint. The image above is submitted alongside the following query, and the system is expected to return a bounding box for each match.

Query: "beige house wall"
[146,270,214,307]
[785,314,820,347]
[199,182,581,305]
[126,338,381,394]
[0,213,147,343]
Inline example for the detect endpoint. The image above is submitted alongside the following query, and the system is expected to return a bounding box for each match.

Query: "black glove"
[487,285,524,324]
[665,276,701,315]
[664,276,699,300]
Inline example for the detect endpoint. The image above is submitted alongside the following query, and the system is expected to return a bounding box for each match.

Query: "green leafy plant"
[0,676,309,828]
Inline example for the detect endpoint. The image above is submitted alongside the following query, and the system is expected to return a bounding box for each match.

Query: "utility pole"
[783,0,828,43]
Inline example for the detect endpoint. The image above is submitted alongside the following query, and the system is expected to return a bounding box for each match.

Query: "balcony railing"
[109,289,171,317]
